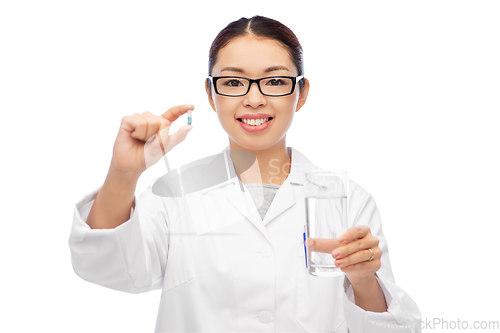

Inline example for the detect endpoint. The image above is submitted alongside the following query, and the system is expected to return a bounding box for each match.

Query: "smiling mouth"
[236,117,274,126]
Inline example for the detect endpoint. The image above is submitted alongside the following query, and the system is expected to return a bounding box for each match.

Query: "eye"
[221,79,244,87]
[265,78,287,86]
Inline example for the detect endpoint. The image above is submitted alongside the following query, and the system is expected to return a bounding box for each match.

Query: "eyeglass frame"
[208,75,304,97]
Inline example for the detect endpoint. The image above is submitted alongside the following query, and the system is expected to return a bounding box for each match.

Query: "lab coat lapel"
[261,147,318,226]
[225,180,271,240]
[220,146,270,239]
[261,178,296,226]
[223,146,319,230]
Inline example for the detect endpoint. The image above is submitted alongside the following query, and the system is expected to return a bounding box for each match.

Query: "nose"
[243,82,266,108]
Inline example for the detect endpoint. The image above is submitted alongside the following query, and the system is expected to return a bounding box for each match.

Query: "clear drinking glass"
[305,169,348,277]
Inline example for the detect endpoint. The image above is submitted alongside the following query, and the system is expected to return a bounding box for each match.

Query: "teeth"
[241,117,270,125]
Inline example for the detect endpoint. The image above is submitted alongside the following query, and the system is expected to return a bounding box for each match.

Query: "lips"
[237,117,273,132]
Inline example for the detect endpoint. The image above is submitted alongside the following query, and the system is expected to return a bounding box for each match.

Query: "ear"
[205,78,216,112]
[295,78,310,112]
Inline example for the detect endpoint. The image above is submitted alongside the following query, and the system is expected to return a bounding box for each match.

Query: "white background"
[1,1,499,332]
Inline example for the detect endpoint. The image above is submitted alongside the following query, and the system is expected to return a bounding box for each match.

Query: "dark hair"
[207,15,305,92]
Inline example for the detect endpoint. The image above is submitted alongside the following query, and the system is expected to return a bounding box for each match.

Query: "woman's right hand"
[110,104,194,177]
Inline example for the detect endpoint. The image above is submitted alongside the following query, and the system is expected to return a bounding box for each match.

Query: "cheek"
[272,95,299,116]
[213,97,238,123]
[214,96,236,110]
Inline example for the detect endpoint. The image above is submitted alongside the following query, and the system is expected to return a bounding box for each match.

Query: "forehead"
[213,36,296,75]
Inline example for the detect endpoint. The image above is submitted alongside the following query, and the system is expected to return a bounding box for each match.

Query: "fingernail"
[335,259,343,266]
[332,249,341,258]
[338,235,346,243]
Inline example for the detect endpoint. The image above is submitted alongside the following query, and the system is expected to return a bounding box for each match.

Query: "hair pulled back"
[207,15,305,91]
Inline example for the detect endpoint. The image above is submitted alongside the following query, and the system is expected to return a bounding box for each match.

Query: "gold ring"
[367,248,374,261]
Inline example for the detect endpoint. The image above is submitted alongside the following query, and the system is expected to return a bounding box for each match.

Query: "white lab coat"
[69,146,421,333]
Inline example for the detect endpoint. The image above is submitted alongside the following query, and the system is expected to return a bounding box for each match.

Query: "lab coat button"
[257,311,271,323]
[260,249,272,258]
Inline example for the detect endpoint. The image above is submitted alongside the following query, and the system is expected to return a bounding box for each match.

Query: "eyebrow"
[220,67,244,73]
[220,65,290,74]
[264,66,290,73]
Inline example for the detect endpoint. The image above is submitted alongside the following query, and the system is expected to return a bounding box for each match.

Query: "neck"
[229,141,291,186]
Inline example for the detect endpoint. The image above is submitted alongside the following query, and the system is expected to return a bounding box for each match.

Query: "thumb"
[161,124,193,153]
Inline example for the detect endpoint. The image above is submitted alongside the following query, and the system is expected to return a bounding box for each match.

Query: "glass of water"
[305,169,348,277]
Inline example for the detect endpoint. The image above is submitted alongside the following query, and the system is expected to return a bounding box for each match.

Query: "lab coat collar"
[221,145,319,229]
[220,145,318,186]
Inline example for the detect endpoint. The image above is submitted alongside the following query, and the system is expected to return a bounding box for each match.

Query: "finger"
[121,113,148,141]
[127,113,161,142]
[143,132,163,169]
[332,237,379,259]
[141,111,164,143]
[341,256,381,273]
[161,104,194,123]
[307,238,341,254]
[156,116,172,154]
[145,116,171,152]
[141,114,170,160]
[161,124,193,153]
[335,247,382,268]
[144,130,169,158]
[120,115,136,133]
[338,225,370,244]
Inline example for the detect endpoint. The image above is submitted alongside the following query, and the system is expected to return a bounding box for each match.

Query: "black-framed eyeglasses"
[208,75,304,97]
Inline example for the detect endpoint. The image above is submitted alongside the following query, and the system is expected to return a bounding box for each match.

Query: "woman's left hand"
[308,225,382,287]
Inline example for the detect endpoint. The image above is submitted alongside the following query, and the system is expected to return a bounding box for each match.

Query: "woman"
[69,16,421,332]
